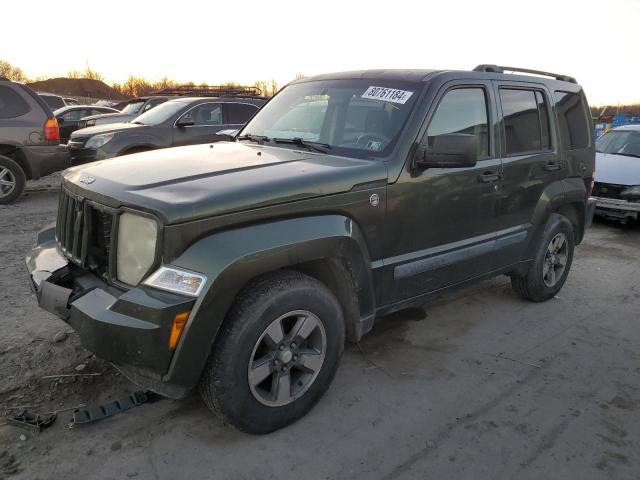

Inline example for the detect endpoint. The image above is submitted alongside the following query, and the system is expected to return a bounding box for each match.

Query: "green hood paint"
[62,142,388,224]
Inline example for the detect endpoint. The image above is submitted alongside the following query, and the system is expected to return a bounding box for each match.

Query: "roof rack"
[472,65,577,84]
[150,85,263,98]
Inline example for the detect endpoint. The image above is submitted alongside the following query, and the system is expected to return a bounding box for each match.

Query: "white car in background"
[593,125,640,223]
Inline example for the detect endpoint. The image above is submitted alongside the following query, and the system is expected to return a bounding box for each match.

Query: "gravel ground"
[0,180,639,480]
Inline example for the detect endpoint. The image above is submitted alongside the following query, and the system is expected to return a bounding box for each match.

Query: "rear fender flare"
[523,180,565,259]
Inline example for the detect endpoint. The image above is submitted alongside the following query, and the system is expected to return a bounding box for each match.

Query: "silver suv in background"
[78,96,170,129]
[0,77,69,204]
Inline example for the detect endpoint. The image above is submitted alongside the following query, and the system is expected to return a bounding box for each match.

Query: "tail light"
[44,118,60,142]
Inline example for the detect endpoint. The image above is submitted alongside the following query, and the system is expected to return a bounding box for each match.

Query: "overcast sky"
[3,0,639,105]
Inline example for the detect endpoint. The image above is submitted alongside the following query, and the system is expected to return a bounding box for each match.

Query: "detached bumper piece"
[7,410,57,432]
[25,232,195,387]
[72,391,154,426]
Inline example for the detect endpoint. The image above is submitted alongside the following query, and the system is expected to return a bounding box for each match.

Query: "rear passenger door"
[492,81,560,267]
[172,102,227,146]
[225,103,259,130]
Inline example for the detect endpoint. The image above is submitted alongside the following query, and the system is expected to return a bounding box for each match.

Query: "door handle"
[544,162,562,172]
[477,171,502,183]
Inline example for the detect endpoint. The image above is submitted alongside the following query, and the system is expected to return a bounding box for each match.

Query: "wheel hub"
[278,349,293,364]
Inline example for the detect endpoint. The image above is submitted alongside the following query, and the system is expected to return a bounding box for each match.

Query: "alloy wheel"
[248,310,327,407]
[0,167,16,199]
[543,232,568,287]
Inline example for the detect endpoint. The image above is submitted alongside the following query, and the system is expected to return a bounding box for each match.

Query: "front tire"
[199,270,345,434]
[511,213,575,302]
[0,156,26,205]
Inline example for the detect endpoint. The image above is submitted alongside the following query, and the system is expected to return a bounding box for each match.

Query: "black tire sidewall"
[205,274,344,434]
[0,156,26,205]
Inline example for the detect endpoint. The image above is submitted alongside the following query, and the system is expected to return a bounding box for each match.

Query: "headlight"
[85,132,114,149]
[116,212,158,285]
[143,266,207,297]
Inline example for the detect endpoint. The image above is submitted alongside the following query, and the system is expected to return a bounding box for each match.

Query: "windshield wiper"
[131,121,145,125]
[237,134,270,144]
[273,137,331,153]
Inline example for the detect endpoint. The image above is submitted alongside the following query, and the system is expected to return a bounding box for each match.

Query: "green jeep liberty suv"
[26,65,596,433]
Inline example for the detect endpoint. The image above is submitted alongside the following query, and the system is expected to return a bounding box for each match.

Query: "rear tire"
[511,213,575,302]
[199,270,345,434]
[0,155,26,205]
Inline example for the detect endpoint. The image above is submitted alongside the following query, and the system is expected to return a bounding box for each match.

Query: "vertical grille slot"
[56,189,90,266]
[56,189,115,281]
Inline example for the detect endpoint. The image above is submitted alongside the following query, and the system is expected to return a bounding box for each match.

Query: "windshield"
[132,101,187,126]
[121,101,146,115]
[239,79,421,158]
[596,130,640,158]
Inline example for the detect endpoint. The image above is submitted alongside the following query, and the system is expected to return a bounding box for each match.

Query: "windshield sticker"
[361,86,414,104]
[366,140,383,151]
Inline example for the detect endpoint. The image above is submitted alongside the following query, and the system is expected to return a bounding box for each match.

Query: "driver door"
[381,81,503,305]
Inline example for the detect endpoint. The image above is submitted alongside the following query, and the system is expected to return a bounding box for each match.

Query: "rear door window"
[500,88,551,155]
[554,91,590,149]
[0,86,30,118]
[226,103,258,124]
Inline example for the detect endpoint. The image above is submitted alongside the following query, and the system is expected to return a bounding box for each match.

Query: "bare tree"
[0,60,27,82]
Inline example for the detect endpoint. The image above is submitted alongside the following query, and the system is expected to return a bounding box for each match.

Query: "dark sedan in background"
[68,95,265,164]
[54,105,119,143]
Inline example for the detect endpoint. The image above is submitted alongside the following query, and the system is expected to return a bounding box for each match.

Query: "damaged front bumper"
[25,227,195,399]
[593,196,640,221]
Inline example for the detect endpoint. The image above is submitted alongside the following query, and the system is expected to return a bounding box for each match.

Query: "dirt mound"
[27,77,131,100]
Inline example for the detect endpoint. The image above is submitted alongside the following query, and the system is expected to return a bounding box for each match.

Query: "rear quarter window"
[554,91,590,149]
[0,86,31,118]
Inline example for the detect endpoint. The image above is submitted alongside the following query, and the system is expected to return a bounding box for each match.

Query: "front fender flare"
[162,215,375,390]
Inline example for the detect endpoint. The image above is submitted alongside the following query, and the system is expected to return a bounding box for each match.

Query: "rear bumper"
[593,196,640,220]
[25,229,195,398]
[22,144,70,179]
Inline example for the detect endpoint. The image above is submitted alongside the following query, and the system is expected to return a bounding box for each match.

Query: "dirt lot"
[1,179,639,480]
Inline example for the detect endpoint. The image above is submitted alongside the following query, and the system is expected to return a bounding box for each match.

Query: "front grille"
[592,182,626,200]
[56,188,114,281]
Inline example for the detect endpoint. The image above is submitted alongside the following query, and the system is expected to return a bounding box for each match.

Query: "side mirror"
[216,129,239,140]
[414,133,478,169]
[176,117,195,128]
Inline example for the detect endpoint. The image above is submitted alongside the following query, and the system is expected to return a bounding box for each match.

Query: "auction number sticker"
[361,86,414,104]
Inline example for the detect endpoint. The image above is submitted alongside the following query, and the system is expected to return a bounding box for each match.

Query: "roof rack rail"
[472,64,577,84]
[150,84,263,98]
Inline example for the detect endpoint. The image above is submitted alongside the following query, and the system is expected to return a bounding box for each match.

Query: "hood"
[63,142,388,224]
[595,152,640,186]
[83,112,132,122]
[71,122,144,139]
